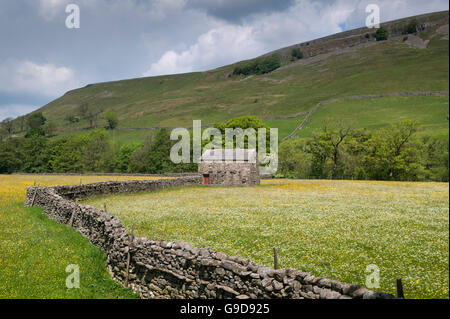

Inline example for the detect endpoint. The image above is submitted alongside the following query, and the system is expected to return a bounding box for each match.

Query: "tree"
[0,126,7,142]
[17,116,26,132]
[86,108,101,128]
[310,121,359,179]
[291,48,304,60]
[24,127,45,138]
[233,54,281,76]
[43,122,57,136]
[366,120,422,180]
[115,142,141,172]
[0,138,24,173]
[420,137,449,182]
[144,129,176,173]
[278,138,313,178]
[27,112,46,129]
[129,136,153,173]
[212,115,271,151]
[81,130,113,172]
[21,134,50,173]
[77,102,89,118]
[49,136,84,173]
[1,117,14,135]
[65,114,80,123]
[405,19,418,34]
[104,111,119,129]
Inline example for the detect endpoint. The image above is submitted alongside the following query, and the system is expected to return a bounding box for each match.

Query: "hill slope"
[22,11,450,143]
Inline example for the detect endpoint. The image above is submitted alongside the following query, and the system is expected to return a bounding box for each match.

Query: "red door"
[202,174,210,185]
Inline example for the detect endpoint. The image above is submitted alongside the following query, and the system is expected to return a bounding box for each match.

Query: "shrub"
[291,48,303,60]
[25,127,45,138]
[405,19,418,34]
[233,54,280,76]
[27,112,46,129]
[375,27,388,41]
[104,111,119,129]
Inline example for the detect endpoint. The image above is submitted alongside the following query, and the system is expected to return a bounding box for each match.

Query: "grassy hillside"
[296,95,449,140]
[18,11,449,146]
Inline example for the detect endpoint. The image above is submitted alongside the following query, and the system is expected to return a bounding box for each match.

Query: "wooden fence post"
[31,184,40,206]
[396,278,404,299]
[273,247,278,270]
[68,199,79,227]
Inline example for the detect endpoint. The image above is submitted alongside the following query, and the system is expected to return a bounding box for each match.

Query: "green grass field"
[0,174,158,299]
[0,203,138,299]
[294,95,450,139]
[84,179,449,299]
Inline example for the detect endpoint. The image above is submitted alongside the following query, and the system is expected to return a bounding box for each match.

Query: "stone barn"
[198,149,260,186]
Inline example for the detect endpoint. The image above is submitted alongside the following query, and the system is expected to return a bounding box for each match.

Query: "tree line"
[0,115,448,182]
[278,120,449,182]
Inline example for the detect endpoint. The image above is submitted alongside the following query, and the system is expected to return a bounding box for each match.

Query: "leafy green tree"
[0,126,8,142]
[105,111,119,130]
[405,19,418,34]
[129,135,153,173]
[24,127,45,138]
[1,117,14,135]
[211,115,271,151]
[65,114,80,123]
[309,121,359,179]
[278,138,313,178]
[291,48,304,60]
[21,135,50,173]
[49,136,85,173]
[77,102,89,118]
[80,130,114,172]
[0,138,24,173]
[233,54,280,76]
[115,142,141,172]
[421,137,449,182]
[43,122,57,136]
[366,120,423,180]
[144,129,176,173]
[375,27,388,41]
[27,112,46,129]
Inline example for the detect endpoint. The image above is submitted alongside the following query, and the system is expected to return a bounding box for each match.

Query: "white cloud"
[143,24,264,76]
[38,0,188,22]
[0,60,79,97]
[143,0,356,76]
[38,0,69,21]
[143,0,449,77]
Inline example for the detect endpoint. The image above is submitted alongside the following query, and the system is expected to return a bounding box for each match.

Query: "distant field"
[84,179,449,299]
[294,95,450,139]
[0,174,159,299]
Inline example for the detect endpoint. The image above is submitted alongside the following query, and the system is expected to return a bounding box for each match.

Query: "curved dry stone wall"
[25,176,394,299]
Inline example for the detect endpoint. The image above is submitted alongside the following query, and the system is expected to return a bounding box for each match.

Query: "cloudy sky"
[0,0,448,120]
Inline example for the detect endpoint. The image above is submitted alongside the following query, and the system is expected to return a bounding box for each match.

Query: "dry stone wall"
[25,177,394,299]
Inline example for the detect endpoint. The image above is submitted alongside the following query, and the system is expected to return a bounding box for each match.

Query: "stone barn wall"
[198,162,260,186]
[25,177,394,299]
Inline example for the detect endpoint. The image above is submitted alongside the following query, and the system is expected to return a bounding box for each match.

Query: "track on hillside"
[282,91,449,141]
